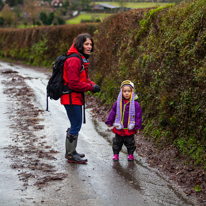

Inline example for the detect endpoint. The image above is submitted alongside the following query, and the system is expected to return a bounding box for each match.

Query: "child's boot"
[113,154,119,162]
[128,154,134,161]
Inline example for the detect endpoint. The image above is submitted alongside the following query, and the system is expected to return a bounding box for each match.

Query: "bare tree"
[118,0,127,10]
[0,6,15,27]
[0,0,4,11]
[13,4,23,18]
[80,0,91,9]
[24,0,42,26]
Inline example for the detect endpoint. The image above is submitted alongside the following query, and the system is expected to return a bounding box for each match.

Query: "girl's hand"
[137,130,140,134]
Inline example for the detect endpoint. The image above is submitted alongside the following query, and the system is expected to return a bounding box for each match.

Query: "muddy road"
[0,61,197,206]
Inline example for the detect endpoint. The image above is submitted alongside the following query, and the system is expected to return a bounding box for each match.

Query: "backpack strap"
[65,53,86,123]
[67,53,84,72]
[46,54,84,114]
[82,92,86,124]
[46,92,49,111]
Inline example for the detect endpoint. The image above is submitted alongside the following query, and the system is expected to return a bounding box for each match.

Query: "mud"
[1,69,67,190]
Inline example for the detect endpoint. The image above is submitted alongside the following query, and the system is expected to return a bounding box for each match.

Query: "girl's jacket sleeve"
[134,101,142,130]
[105,102,117,126]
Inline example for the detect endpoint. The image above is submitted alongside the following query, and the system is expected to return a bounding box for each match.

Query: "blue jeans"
[64,105,82,136]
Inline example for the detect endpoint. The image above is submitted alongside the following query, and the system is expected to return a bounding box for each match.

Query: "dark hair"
[74,33,94,54]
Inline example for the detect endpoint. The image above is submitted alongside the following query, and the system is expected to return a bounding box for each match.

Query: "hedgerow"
[90,0,206,168]
[0,23,98,66]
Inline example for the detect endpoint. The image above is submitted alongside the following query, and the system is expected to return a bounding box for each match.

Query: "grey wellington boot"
[65,128,85,159]
[65,130,87,164]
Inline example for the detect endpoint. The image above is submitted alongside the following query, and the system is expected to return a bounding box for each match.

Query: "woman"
[61,33,101,164]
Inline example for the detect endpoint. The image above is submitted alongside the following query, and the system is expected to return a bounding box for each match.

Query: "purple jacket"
[105,98,142,130]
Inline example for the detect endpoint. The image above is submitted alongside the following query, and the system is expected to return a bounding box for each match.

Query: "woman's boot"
[65,128,85,159]
[67,153,88,164]
[73,150,85,158]
[65,131,87,163]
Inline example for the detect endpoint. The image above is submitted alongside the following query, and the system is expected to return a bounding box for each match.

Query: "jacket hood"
[114,89,136,130]
[67,43,79,56]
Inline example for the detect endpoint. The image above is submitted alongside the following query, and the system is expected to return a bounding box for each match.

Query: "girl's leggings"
[64,105,82,136]
[113,134,136,154]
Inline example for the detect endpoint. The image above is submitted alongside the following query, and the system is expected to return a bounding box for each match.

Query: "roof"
[51,0,65,6]
[97,3,120,9]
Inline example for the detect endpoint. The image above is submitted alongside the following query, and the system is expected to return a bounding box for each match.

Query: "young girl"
[105,80,142,161]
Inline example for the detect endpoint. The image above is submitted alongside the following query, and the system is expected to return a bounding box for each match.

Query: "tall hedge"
[90,1,206,168]
[0,23,98,66]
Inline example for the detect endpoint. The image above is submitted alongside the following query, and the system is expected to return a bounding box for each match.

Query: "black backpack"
[46,53,84,112]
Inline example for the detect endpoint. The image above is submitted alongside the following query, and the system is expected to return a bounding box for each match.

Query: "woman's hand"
[93,85,101,93]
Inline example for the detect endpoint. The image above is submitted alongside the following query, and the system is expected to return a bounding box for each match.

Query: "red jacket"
[61,44,95,105]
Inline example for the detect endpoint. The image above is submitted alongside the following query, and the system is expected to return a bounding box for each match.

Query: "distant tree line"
[6,0,23,7]
[0,0,3,11]
[0,0,66,28]
[71,0,178,2]
[39,11,65,25]
[0,0,180,28]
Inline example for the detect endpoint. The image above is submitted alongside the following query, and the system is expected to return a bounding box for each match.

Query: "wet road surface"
[0,61,197,206]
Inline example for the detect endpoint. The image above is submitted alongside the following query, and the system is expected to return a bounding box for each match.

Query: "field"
[18,2,171,27]
[94,1,170,8]
[66,13,111,24]
[67,2,171,24]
